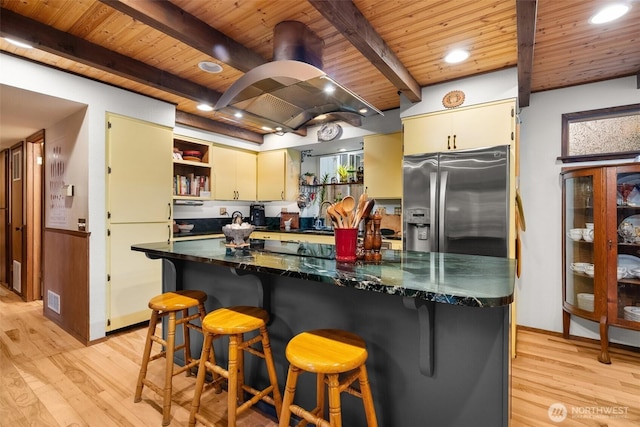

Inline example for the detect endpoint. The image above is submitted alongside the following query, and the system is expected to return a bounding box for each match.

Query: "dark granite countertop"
[132,237,515,307]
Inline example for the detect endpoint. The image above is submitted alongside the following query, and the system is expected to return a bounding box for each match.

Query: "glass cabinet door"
[564,174,596,313]
[614,168,640,325]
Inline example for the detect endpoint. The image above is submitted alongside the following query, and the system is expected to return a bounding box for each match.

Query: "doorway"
[5,130,44,301]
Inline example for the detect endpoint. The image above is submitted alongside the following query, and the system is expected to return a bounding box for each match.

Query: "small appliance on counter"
[250,203,266,227]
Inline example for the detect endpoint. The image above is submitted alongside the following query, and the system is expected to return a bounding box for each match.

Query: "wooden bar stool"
[278,329,378,427]
[189,306,283,427]
[134,290,207,426]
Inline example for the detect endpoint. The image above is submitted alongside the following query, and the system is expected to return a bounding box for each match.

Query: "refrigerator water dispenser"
[405,208,431,252]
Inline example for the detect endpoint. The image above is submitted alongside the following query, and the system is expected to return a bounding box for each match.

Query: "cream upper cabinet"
[403,99,516,155]
[257,149,301,201]
[364,132,402,199]
[211,145,256,201]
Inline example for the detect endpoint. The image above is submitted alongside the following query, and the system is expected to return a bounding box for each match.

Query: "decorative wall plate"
[317,123,342,141]
[442,90,465,108]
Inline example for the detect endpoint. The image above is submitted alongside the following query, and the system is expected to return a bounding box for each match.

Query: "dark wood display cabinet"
[561,163,640,364]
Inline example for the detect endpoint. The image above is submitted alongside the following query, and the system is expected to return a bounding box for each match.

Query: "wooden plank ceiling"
[0,0,638,143]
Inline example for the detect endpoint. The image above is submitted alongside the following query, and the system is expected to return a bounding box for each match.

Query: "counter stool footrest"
[237,384,275,415]
[291,404,331,427]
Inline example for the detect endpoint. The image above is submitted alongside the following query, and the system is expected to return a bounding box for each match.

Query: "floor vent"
[47,290,61,314]
[12,261,21,293]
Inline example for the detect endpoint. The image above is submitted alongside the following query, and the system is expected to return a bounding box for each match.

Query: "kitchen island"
[132,237,515,427]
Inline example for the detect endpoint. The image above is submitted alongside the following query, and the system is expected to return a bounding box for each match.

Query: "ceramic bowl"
[222,223,255,246]
[583,264,595,277]
[570,262,591,273]
[177,223,194,232]
[568,228,583,241]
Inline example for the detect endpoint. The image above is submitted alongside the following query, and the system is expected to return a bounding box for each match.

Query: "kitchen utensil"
[334,200,348,224]
[327,204,343,228]
[355,199,375,227]
[341,195,356,227]
[297,192,310,209]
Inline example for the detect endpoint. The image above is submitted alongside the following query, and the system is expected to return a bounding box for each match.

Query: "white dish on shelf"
[618,254,640,271]
[570,262,591,273]
[577,293,594,311]
[627,187,640,206]
[630,268,640,278]
[623,306,640,322]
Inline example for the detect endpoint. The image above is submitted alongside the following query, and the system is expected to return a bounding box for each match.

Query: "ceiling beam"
[99,0,267,72]
[176,111,263,145]
[308,0,422,103]
[516,0,538,108]
[0,8,221,106]
[0,8,267,142]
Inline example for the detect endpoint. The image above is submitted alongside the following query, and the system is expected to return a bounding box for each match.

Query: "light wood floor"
[1,285,638,426]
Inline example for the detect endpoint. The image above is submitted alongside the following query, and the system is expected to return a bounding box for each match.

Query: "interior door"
[10,143,24,294]
[0,150,8,285]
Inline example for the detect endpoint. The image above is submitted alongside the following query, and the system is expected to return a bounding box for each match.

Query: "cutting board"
[378,209,402,236]
[280,212,300,230]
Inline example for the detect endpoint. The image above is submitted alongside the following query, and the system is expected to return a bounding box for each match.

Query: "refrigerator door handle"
[429,172,438,250]
[439,171,449,250]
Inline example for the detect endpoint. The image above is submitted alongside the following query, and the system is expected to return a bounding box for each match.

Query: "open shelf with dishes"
[172,137,212,200]
[561,163,640,364]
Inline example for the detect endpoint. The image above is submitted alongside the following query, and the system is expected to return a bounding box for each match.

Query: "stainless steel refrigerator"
[403,145,509,257]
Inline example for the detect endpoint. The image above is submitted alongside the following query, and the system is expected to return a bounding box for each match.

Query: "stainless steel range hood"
[214,21,382,133]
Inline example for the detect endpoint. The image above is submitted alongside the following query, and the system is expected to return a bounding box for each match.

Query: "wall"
[519,76,640,346]
[1,53,175,341]
[44,108,89,230]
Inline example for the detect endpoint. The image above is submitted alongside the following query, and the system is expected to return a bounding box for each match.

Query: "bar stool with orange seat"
[134,289,208,426]
[189,305,283,427]
[278,329,378,427]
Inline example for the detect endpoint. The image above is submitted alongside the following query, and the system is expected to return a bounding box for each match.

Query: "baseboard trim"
[516,325,640,354]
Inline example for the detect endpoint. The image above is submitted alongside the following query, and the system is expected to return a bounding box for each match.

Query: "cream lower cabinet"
[211,145,256,201]
[403,99,515,155]
[364,132,402,199]
[257,149,301,201]
[106,113,172,331]
[251,231,282,240]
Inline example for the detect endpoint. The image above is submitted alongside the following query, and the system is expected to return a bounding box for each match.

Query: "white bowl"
[584,265,595,277]
[570,262,591,273]
[577,293,594,311]
[177,224,194,232]
[568,228,583,241]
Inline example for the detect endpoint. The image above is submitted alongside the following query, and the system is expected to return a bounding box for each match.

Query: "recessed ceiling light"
[4,37,33,49]
[324,85,336,94]
[234,112,243,119]
[359,108,369,114]
[198,61,223,73]
[197,103,213,112]
[589,3,630,24]
[261,126,273,132]
[444,49,469,64]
